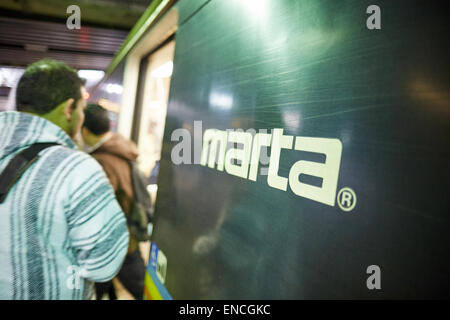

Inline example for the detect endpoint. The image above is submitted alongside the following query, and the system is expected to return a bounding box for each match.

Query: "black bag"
[127,161,153,241]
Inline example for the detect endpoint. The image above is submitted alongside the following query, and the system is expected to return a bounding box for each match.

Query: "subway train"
[91,0,450,299]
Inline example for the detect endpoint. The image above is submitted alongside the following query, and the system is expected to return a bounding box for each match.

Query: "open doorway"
[130,38,176,256]
[135,39,175,177]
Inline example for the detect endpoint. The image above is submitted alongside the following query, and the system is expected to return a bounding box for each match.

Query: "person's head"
[16,59,87,138]
[81,103,111,146]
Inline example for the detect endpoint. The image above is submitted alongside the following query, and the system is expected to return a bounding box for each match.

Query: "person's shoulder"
[36,146,111,197]
[44,146,104,176]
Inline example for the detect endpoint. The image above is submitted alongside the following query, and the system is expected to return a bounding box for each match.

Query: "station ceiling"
[0,0,153,70]
[0,0,152,29]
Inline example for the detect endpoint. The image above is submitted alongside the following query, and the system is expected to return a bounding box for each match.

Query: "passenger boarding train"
[91,0,449,299]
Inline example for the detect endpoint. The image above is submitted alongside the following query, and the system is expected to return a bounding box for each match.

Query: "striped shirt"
[0,111,129,299]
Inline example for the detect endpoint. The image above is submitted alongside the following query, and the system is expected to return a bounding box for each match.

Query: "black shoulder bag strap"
[0,143,59,203]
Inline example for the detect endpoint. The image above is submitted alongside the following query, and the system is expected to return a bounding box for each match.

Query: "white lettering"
[248,132,272,181]
[225,131,253,179]
[288,137,342,206]
[171,128,191,164]
[66,5,81,30]
[366,265,382,290]
[200,129,227,170]
[267,128,293,191]
[366,5,381,30]
[198,127,343,207]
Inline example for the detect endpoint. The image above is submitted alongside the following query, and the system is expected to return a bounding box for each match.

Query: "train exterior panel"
[99,0,450,299]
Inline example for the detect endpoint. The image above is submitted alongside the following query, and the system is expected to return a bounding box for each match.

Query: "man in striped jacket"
[0,59,129,299]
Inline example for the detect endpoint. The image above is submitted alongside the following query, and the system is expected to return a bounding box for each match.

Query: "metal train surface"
[93,0,450,299]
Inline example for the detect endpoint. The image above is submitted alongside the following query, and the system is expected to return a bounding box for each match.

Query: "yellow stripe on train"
[144,271,163,300]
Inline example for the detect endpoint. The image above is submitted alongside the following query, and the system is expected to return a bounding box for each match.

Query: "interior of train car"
[0,0,449,302]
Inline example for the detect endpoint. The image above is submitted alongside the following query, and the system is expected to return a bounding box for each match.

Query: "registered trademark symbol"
[337,187,357,212]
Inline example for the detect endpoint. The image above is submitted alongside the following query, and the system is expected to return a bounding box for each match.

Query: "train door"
[133,39,175,178]
[131,40,176,295]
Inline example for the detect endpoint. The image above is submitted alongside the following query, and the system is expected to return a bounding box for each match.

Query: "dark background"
[152,0,449,299]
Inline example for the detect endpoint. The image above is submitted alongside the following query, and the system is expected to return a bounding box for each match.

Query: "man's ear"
[63,98,75,121]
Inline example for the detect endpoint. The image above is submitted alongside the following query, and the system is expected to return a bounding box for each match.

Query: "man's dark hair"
[83,103,111,135]
[16,59,84,114]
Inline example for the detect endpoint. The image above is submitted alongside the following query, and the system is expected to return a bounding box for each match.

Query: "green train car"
[92,0,449,299]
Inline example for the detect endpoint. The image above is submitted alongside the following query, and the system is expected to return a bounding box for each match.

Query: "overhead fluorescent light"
[78,69,105,81]
[0,67,25,88]
[105,83,123,95]
[77,69,105,88]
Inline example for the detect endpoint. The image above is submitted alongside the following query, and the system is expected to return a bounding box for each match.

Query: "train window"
[135,39,175,179]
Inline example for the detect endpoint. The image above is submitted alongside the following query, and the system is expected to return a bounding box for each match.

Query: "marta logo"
[200,128,343,207]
